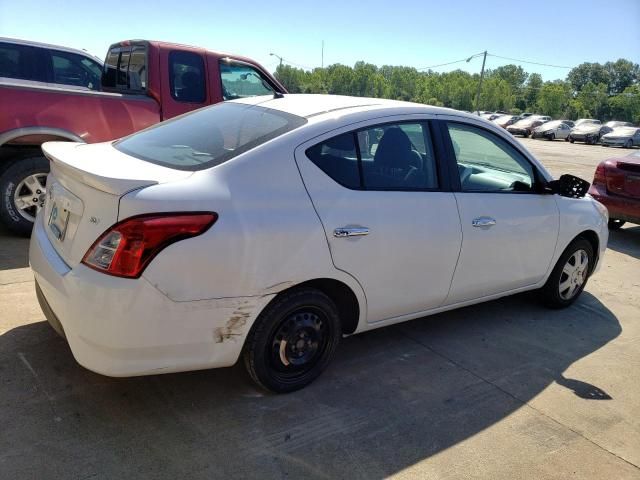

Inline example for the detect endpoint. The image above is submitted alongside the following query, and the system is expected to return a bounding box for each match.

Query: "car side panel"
[119,139,367,325]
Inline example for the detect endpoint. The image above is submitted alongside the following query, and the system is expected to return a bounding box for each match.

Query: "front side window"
[169,51,206,103]
[220,61,275,100]
[306,122,439,191]
[114,102,307,171]
[447,123,535,192]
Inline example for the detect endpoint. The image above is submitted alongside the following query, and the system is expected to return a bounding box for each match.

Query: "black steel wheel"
[243,288,341,393]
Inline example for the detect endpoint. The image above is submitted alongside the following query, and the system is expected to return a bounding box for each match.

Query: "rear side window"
[102,45,146,92]
[306,122,439,190]
[51,50,102,90]
[114,102,307,171]
[170,51,206,103]
[220,61,275,100]
[0,42,47,82]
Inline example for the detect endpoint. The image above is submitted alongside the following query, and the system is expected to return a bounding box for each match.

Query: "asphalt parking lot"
[1,139,639,479]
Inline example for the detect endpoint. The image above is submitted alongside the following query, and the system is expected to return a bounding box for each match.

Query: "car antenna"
[273,91,285,99]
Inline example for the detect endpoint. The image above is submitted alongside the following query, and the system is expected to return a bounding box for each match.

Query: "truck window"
[50,50,102,90]
[169,51,206,103]
[0,42,48,82]
[102,45,146,92]
[220,62,275,100]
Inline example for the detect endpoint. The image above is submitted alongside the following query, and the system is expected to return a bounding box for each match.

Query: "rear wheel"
[569,137,575,143]
[549,133,555,141]
[624,140,632,149]
[540,238,593,309]
[608,219,626,230]
[0,156,49,236]
[243,288,341,393]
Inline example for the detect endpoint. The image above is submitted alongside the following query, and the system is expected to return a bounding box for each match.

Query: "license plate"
[48,201,70,241]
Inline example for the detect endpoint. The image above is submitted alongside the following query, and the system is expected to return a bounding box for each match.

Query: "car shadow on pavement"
[607,225,640,260]
[0,224,30,270]
[0,290,621,479]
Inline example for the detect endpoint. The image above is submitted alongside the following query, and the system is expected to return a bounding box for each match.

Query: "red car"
[589,150,640,229]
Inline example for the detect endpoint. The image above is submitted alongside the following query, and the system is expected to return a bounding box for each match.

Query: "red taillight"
[82,212,217,278]
[593,164,606,185]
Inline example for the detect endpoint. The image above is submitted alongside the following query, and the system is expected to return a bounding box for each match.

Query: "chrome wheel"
[13,173,47,222]
[559,249,589,300]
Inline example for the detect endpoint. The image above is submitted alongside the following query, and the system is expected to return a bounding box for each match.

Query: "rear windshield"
[114,102,307,170]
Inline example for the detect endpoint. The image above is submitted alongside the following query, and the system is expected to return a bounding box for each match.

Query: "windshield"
[114,102,307,171]
[611,127,638,135]
[542,120,562,129]
[575,119,600,126]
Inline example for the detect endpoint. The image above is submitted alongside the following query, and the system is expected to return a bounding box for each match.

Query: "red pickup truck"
[0,38,285,234]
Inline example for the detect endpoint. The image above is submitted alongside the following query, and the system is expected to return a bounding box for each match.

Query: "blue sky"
[1,0,639,80]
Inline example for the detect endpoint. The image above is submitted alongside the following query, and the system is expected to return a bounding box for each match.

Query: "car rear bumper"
[29,213,274,377]
[589,184,640,223]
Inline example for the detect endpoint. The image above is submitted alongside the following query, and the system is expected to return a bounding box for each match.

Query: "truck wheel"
[0,156,50,236]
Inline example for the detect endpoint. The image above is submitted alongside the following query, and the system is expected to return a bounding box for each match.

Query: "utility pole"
[474,51,487,114]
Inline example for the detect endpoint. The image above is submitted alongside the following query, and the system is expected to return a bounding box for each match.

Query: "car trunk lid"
[41,141,192,267]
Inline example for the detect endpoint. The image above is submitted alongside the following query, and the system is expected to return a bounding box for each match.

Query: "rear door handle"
[472,217,496,228]
[334,227,370,237]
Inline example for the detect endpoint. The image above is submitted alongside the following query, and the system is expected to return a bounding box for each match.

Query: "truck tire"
[0,156,50,236]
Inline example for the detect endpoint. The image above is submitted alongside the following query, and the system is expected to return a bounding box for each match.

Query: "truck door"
[160,48,210,120]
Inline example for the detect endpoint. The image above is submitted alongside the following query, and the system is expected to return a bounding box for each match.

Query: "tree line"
[274,59,640,123]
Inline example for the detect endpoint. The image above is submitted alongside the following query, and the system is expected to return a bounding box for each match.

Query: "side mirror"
[544,174,590,198]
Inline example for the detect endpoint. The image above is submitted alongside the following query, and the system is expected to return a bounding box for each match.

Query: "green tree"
[608,85,640,123]
[577,82,609,119]
[605,59,640,94]
[524,73,543,110]
[537,81,571,118]
[568,63,611,93]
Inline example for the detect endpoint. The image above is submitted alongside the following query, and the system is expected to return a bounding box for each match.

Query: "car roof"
[230,94,472,120]
[0,37,103,64]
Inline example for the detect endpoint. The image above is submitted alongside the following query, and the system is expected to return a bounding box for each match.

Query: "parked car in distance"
[604,121,633,129]
[531,120,572,140]
[0,38,286,235]
[601,127,640,148]
[493,114,520,128]
[575,118,601,127]
[507,116,548,137]
[569,121,612,145]
[30,94,608,393]
[562,120,575,128]
[0,37,103,90]
[589,149,640,229]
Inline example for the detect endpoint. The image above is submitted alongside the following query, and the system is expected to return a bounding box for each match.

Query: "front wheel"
[624,140,632,149]
[549,133,555,141]
[243,288,341,393]
[539,238,593,309]
[0,156,50,236]
[608,219,626,230]
[569,137,575,143]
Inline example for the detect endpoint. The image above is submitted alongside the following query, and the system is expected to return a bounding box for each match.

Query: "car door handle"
[334,227,370,237]
[472,217,497,228]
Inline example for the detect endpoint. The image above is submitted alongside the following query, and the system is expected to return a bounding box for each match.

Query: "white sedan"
[30,94,609,393]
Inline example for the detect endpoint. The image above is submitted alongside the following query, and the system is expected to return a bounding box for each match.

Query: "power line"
[418,57,470,70]
[487,54,573,69]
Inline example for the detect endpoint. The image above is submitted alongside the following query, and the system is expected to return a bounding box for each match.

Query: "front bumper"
[601,138,628,146]
[29,213,274,377]
[507,128,529,136]
[570,133,598,143]
[589,184,640,224]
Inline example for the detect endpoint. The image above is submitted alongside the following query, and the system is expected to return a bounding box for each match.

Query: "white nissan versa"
[30,94,608,393]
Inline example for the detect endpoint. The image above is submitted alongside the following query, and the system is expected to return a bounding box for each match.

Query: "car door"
[440,119,560,305]
[294,118,462,323]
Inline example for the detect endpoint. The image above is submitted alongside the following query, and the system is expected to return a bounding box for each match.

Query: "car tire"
[624,140,632,149]
[0,156,49,236]
[549,133,555,141]
[539,238,594,309]
[564,136,570,142]
[608,219,626,230]
[243,288,341,393]
[569,137,575,143]
[523,131,529,138]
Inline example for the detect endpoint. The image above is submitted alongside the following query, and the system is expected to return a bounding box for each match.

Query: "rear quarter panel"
[119,137,367,321]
